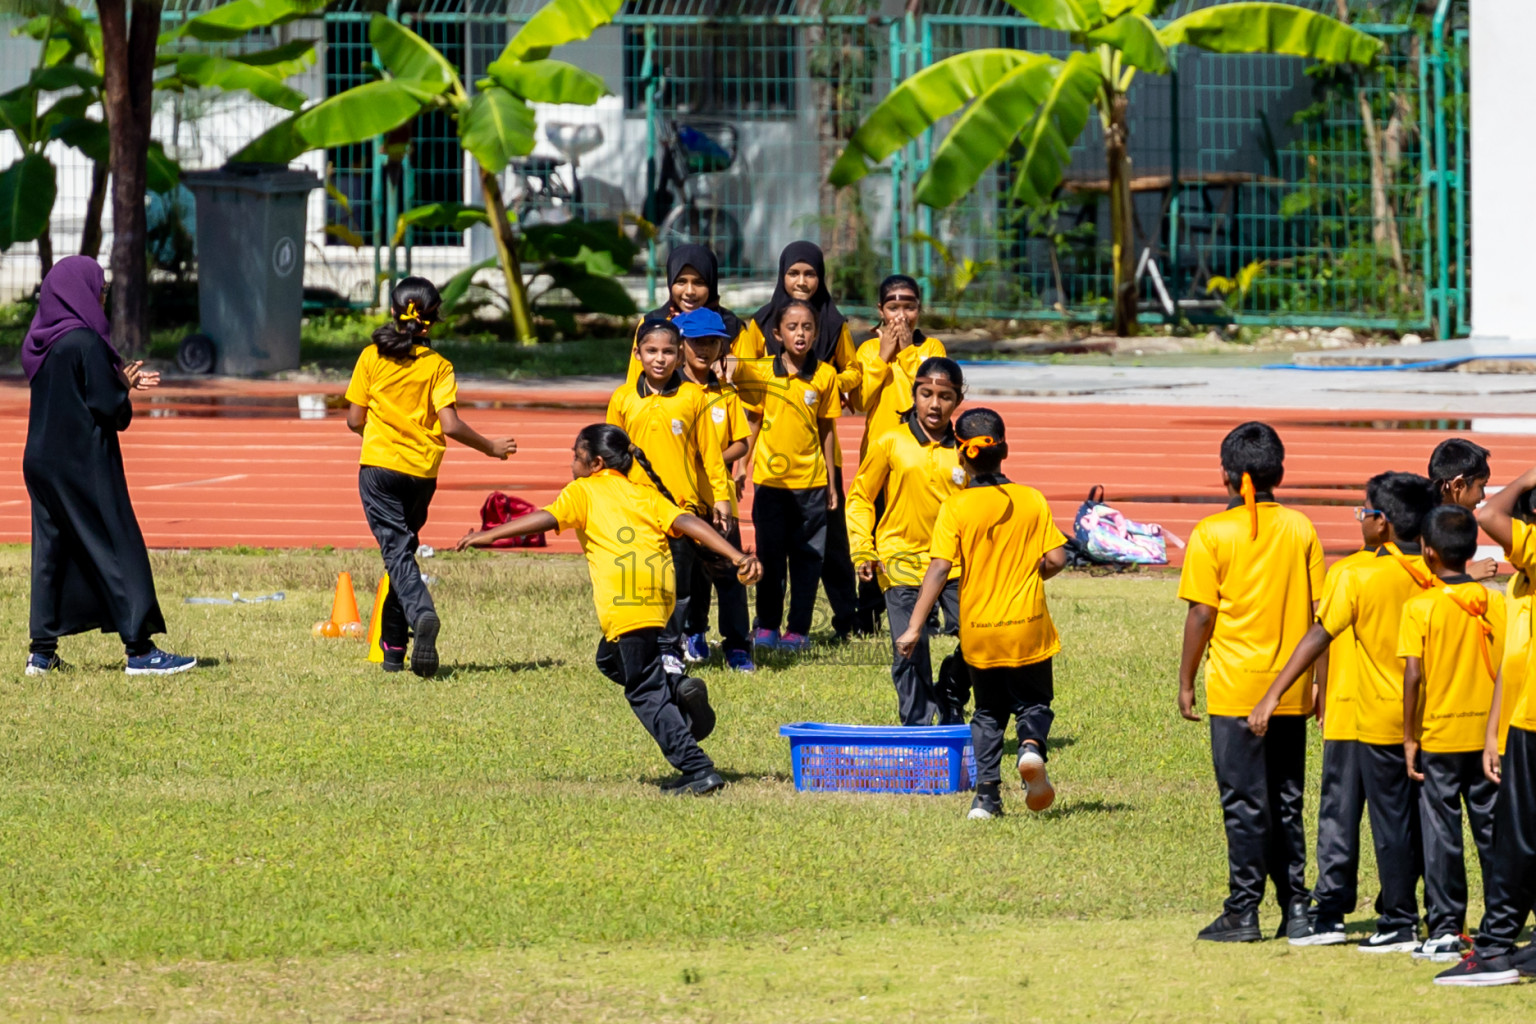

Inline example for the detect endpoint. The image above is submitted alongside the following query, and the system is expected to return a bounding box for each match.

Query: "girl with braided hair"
[458,424,761,796]
[345,277,516,677]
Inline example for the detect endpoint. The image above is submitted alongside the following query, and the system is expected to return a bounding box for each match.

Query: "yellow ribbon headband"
[958,434,998,459]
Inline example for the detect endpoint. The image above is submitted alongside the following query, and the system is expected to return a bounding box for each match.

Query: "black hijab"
[646,243,742,339]
[751,240,846,362]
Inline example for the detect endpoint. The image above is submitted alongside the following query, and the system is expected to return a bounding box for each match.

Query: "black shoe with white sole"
[1197,909,1262,943]
[1413,933,1468,962]
[410,611,440,678]
[1357,927,1419,954]
[1290,916,1347,947]
[1511,943,1536,978]
[1434,953,1520,987]
[968,783,1003,820]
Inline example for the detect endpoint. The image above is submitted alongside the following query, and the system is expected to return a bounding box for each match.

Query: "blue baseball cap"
[672,307,729,340]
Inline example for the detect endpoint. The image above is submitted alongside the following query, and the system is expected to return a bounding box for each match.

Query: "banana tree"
[2,0,318,276]
[233,0,622,344]
[829,1,1383,335]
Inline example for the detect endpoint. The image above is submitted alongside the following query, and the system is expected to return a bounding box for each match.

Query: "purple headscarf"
[22,256,117,381]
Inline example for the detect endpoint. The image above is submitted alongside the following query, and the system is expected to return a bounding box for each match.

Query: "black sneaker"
[1413,933,1468,962]
[674,676,716,742]
[1277,898,1312,941]
[1357,927,1420,954]
[1197,909,1262,943]
[662,768,724,796]
[1290,916,1347,947]
[381,645,406,673]
[1434,952,1520,987]
[410,611,440,678]
[1511,943,1536,978]
[968,784,1003,820]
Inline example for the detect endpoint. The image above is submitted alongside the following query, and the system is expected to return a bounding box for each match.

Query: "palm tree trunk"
[1105,89,1137,337]
[479,168,536,345]
[100,0,162,356]
[80,159,108,259]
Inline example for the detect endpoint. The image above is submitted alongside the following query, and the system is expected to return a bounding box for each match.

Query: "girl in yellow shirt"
[626,243,745,385]
[458,424,760,796]
[344,277,515,678]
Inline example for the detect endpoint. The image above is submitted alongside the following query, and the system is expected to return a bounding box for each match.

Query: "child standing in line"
[626,244,744,385]
[851,275,948,460]
[1401,504,1505,963]
[1178,422,1323,944]
[743,241,865,639]
[1429,438,1497,581]
[607,318,733,676]
[345,277,516,677]
[1442,467,1536,985]
[1249,473,1439,952]
[457,424,761,796]
[895,409,1068,819]
[848,357,967,726]
[734,300,840,653]
[673,308,756,673]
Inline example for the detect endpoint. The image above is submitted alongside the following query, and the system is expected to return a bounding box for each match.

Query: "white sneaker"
[1017,746,1055,811]
[661,653,686,678]
[1412,934,1467,962]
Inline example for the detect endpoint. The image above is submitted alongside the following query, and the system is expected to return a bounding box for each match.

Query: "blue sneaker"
[752,628,779,650]
[777,632,812,653]
[725,648,756,673]
[684,633,710,664]
[125,648,196,676]
[24,653,59,676]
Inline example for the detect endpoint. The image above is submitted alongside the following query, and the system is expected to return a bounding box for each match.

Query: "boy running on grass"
[895,408,1067,819]
[1249,473,1438,952]
[1436,468,1536,986]
[1400,505,1505,964]
[1179,422,1324,944]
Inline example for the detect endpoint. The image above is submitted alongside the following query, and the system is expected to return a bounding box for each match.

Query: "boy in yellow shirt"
[1400,504,1505,963]
[1177,422,1324,943]
[1442,469,1536,985]
[1428,438,1497,581]
[344,278,515,677]
[895,408,1068,819]
[1249,473,1438,951]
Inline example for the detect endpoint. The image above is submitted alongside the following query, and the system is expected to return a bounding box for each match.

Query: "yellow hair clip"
[959,435,997,459]
[398,300,431,329]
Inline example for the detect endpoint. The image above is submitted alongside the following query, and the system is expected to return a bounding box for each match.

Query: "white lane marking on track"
[143,473,249,491]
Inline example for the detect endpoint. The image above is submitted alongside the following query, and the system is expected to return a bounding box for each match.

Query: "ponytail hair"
[374,276,442,359]
[575,423,681,509]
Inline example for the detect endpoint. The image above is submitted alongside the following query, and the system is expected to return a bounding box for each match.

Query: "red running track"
[2,379,1532,562]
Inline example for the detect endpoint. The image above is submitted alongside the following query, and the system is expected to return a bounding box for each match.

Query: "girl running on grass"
[733,300,840,654]
[848,357,968,725]
[607,318,733,676]
[458,424,762,796]
[345,277,516,677]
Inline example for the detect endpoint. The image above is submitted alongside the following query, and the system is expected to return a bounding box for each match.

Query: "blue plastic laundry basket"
[778,723,974,794]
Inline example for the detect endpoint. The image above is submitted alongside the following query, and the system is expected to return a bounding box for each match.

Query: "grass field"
[0,547,1528,1022]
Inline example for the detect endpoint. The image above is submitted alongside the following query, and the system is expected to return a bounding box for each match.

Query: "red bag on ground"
[479,492,548,548]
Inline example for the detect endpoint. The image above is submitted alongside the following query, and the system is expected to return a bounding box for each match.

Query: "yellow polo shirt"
[1502,520,1536,737]
[544,468,684,641]
[696,373,750,515]
[1177,501,1325,717]
[1317,550,1432,745]
[734,354,839,490]
[606,372,730,514]
[735,319,861,468]
[852,332,949,459]
[846,415,965,588]
[1314,548,1378,742]
[1399,580,1506,753]
[344,343,458,478]
[929,479,1068,669]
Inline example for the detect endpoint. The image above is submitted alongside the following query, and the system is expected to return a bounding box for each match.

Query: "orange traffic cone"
[366,575,389,663]
[330,571,362,628]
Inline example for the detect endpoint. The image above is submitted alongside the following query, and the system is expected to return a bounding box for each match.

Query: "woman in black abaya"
[21,256,195,676]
